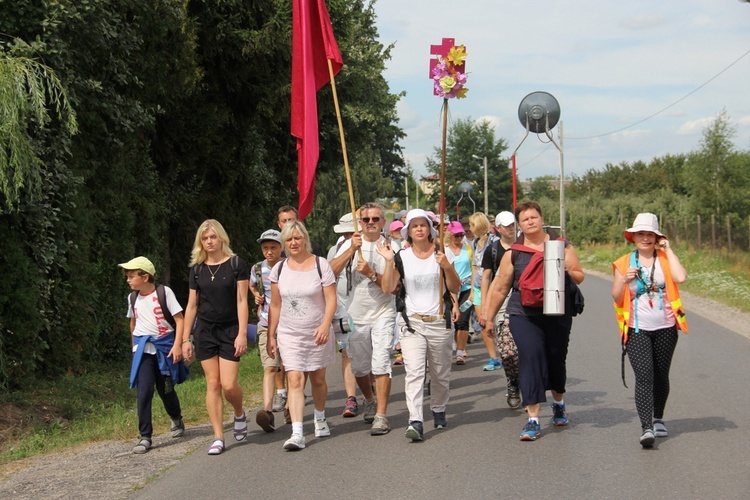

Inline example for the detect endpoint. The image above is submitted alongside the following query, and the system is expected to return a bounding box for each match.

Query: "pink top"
[270,258,336,372]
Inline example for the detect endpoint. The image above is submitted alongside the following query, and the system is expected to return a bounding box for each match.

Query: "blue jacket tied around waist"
[129,333,189,389]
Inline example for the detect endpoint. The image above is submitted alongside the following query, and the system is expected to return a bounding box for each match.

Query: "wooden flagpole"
[327,59,357,225]
[327,59,363,259]
[438,98,449,315]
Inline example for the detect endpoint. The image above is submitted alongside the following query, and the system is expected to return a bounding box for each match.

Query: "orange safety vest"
[612,250,688,344]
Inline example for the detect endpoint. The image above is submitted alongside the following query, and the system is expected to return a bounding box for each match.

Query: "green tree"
[525,175,557,201]
[683,110,750,217]
[0,40,77,210]
[0,0,405,389]
[425,117,510,217]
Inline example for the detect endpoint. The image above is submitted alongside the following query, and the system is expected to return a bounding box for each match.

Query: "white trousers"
[399,317,453,423]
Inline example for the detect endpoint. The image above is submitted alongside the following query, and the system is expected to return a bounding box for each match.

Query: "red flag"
[291,0,343,220]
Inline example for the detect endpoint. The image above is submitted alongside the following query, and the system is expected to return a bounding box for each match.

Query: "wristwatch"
[370,272,378,283]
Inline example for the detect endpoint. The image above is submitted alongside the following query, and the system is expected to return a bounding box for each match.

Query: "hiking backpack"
[129,284,176,330]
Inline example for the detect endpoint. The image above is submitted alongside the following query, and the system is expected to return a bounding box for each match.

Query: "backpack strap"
[155,284,176,330]
[129,286,176,330]
[191,263,202,305]
[393,251,414,333]
[230,255,239,283]
[490,239,500,280]
[129,290,138,317]
[277,257,321,280]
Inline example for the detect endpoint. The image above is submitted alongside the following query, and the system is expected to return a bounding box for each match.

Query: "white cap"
[495,211,516,227]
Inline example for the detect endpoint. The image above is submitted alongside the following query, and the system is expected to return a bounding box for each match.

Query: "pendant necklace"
[207,262,222,281]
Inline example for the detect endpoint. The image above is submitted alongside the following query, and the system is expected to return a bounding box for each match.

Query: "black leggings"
[626,326,678,431]
[137,353,182,438]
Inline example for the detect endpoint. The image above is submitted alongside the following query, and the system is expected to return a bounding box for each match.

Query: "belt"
[410,314,441,323]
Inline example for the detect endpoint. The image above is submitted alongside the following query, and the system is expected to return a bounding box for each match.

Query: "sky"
[372,0,750,182]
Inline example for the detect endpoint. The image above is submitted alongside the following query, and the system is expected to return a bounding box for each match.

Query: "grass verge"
[0,350,264,469]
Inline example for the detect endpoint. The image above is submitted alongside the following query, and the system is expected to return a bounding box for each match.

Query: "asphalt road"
[133,274,750,500]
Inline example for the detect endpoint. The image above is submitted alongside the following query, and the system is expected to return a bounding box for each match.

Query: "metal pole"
[559,121,565,236]
[405,176,409,211]
[545,119,565,237]
[483,156,488,215]
[511,155,517,211]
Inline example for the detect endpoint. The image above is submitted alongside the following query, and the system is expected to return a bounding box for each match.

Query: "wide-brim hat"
[401,209,438,240]
[334,213,356,234]
[118,256,156,276]
[624,212,663,242]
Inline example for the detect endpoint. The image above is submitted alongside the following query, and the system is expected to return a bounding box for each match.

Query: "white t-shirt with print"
[126,286,182,353]
[334,237,395,324]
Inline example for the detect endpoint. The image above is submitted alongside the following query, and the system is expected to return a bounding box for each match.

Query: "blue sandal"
[234,412,247,442]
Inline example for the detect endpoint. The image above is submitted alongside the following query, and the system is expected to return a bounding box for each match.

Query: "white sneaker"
[653,419,668,437]
[314,418,331,437]
[640,429,655,448]
[283,433,305,450]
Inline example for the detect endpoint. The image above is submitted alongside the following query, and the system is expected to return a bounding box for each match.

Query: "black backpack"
[129,284,176,330]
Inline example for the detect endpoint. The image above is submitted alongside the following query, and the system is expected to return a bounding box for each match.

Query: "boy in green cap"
[119,256,188,454]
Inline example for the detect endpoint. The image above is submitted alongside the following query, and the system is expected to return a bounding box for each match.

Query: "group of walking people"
[121,201,688,454]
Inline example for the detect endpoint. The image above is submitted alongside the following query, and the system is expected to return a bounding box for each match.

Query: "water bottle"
[459,299,473,312]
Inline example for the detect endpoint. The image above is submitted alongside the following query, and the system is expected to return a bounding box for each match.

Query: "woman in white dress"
[267,221,337,451]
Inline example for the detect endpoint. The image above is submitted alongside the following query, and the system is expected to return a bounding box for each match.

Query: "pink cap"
[446,221,465,234]
[389,220,404,232]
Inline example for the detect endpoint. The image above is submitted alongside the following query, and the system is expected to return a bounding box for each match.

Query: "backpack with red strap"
[511,243,545,307]
[511,232,565,308]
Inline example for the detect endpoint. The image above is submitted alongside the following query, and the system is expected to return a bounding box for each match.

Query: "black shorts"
[454,289,473,331]
[193,320,240,362]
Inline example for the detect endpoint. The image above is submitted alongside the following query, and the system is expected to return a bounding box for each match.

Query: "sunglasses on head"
[361,217,381,223]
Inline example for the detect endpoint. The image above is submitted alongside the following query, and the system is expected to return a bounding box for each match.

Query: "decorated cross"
[429,37,468,98]
[429,38,456,75]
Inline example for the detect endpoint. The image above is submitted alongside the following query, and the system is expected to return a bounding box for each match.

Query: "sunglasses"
[361,217,381,223]
[453,233,465,238]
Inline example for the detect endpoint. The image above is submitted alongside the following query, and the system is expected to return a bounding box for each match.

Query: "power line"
[568,48,750,140]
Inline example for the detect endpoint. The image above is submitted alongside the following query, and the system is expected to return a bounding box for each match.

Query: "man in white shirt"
[330,202,396,435]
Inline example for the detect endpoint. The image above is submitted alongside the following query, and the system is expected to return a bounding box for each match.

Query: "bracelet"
[182,340,192,344]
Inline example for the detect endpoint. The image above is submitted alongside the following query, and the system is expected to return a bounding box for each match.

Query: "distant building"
[420,174,439,198]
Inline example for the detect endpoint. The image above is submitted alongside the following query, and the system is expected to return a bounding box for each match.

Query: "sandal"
[132,437,151,454]
[207,438,224,455]
[234,412,248,442]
